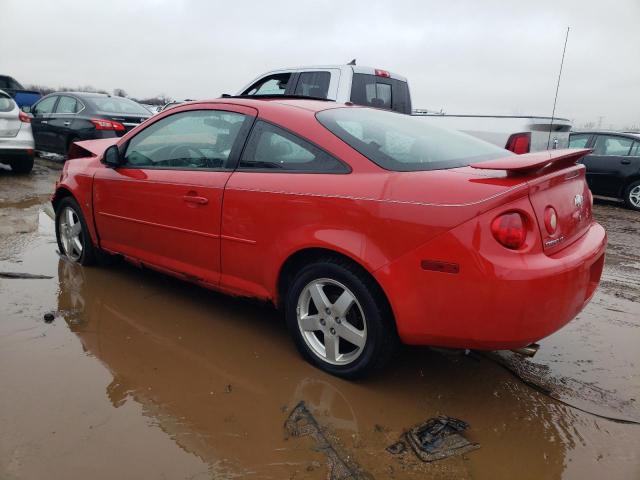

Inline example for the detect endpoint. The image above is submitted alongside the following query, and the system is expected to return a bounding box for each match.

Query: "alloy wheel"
[629,185,640,208]
[58,206,84,262]
[296,278,367,366]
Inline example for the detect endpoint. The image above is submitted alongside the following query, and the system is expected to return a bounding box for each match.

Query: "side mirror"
[102,145,122,167]
[21,105,32,113]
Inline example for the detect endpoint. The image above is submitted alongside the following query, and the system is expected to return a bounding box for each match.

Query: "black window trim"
[54,94,85,115]
[235,119,352,175]
[592,133,635,157]
[33,94,60,116]
[119,108,256,172]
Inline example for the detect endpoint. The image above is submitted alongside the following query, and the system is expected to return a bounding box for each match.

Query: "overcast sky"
[1,0,638,128]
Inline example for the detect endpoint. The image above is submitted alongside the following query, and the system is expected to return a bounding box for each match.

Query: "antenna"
[547,27,570,150]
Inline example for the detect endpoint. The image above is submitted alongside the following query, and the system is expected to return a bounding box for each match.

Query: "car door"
[581,134,634,197]
[221,120,350,298]
[93,105,256,285]
[48,95,82,154]
[30,95,58,151]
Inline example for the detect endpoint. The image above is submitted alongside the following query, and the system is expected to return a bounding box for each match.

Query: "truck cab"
[237,64,572,154]
[237,65,412,114]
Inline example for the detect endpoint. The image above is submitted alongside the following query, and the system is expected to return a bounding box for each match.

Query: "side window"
[56,96,79,114]
[124,110,247,169]
[294,71,330,98]
[569,134,590,148]
[243,73,291,96]
[33,96,57,115]
[593,135,633,156]
[239,121,349,173]
[630,142,640,157]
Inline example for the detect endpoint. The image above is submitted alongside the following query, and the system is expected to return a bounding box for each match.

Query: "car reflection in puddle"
[54,256,593,479]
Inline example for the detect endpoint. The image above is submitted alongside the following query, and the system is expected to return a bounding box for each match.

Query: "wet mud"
[1,161,639,479]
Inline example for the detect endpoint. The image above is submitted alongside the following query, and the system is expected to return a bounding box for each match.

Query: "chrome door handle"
[621,159,631,165]
[182,195,208,205]
[41,120,48,124]
[63,121,71,126]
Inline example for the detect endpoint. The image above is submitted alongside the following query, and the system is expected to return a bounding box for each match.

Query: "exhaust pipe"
[511,343,540,357]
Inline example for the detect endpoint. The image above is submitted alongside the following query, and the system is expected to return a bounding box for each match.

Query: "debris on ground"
[386,416,479,462]
[285,401,369,480]
[0,272,53,279]
[43,312,55,323]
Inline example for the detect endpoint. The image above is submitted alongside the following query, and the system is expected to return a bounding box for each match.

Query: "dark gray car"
[26,92,150,157]
[569,131,640,210]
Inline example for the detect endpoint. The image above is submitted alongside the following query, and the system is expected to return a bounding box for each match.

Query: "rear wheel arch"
[276,247,395,322]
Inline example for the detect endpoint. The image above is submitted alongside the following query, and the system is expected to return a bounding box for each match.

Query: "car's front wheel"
[624,180,640,211]
[55,197,97,265]
[285,257,397,379]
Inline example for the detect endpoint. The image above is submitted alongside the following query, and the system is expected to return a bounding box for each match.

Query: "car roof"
[571,130,640,138]
[186,97,347,114]
[46,91,111,98]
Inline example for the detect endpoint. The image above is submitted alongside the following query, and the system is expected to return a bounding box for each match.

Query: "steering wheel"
[168,144,208,166]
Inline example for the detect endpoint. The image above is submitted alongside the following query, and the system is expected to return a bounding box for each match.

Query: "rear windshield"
[350,74,411,114]
[316,107,512,172]
[89,97,150,115]
[0,94,14,112]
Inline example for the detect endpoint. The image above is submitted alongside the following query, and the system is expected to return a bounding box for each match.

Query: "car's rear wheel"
[285,257,397,379]
[55,197,97,266]
[9,155,34,174]
[624,180,640,211]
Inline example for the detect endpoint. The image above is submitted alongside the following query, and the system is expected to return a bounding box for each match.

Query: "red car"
[53,98,606,378]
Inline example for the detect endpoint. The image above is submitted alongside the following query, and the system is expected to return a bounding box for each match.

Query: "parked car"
[0,89,35,173]
[160,100,194,112]
[238,64,571,153]
[25,92,151,157]
[569,131,640,211]
[140,103,161,115]
[0,75,41,109]
[52,99,605,378]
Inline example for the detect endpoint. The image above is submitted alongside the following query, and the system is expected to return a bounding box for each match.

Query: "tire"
[285,257,398,379]
[623,180,640,211]
[55,197,97,266]
[10,155,34,174]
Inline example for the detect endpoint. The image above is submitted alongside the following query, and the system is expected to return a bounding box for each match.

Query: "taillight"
[505,132,531,154]
[19,111,31,123]
[543,207,558,234]
[91,118,125,131]
[374,69,391,78]
[491,212,526,250]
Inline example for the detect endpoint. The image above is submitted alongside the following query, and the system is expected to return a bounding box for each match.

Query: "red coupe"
[53,98,606,378]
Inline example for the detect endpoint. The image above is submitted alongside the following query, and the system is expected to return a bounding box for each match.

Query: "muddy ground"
[1,160,638,479]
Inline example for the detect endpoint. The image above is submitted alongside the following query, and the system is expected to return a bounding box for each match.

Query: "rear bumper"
[0,148,35,164]
[375,218,607,350]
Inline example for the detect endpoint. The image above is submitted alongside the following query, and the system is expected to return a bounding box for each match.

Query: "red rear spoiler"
[67,138,119,160]
[471,148,591,175]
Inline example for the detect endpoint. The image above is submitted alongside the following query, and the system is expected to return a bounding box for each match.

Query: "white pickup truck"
[237,64,571,154]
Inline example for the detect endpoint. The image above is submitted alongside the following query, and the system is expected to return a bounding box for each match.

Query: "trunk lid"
[0,115,20,138]
[473,148,593,253]
[0,95,20,138]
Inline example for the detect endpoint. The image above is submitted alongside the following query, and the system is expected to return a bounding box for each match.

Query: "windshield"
[89,97,150,115]
[316,107,512,171]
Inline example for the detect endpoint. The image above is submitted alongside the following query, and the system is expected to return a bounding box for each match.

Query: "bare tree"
[113,88,127,97]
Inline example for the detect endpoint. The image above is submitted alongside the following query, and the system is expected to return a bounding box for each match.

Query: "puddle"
[1,164,639,479]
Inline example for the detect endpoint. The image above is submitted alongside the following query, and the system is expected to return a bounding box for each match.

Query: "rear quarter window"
[317,107,511,172]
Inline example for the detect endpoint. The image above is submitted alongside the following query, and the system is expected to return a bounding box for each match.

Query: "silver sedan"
[0,89,35,174]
